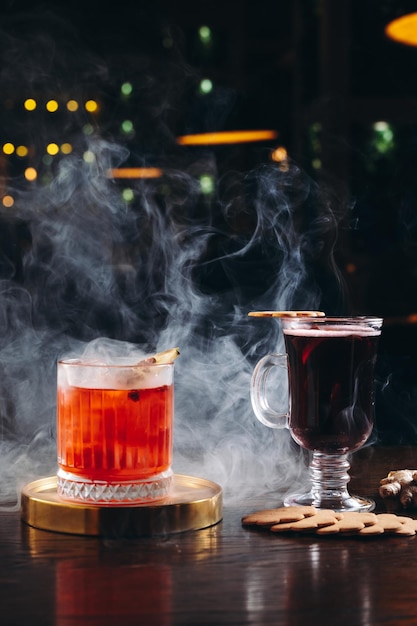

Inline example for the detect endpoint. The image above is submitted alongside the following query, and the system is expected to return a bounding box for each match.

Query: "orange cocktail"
[57,357,175,504]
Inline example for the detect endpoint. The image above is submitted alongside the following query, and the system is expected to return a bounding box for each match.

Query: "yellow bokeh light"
[24,167,37,181]
[60,143,73,154]
[85,100,99,113]
[46,143,59,156]
[16,145,28,158]
[46,100,59,112]
[2,195,14,208]
[66,99,79,112]
[2,143,15,155]
[24,98,37,111]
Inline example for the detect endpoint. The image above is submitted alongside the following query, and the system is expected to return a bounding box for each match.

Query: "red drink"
[283,325,380,454]
[57,359,174,504]
[58,385,173,480]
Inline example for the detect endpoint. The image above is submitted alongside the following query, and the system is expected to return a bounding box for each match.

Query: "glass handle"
[250,353,289,429]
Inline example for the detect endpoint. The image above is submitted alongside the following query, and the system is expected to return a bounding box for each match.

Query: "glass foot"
[284,451,375,512]
[57,468,173,505]
[284,490,375,512]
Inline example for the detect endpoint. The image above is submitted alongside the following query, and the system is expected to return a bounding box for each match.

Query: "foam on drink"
[59,358,173,390]
[283,324,381,338]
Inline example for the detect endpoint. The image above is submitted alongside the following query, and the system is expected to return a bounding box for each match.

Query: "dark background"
[0,0,417,444]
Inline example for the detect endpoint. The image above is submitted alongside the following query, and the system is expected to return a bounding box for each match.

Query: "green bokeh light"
[199,25,212,44]
[199,78,213,95]
[121,120,134,134]
[121,82,133,97]
[122,188,135,203]
[200,174,215,194]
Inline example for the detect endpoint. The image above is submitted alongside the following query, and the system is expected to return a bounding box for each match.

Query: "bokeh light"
[66,100,79,112]
[2,143,15,155]
[46,100,59,112]
[2,195,14,208]
[24,167,37,181]
[23,98,37,111]
[85,100,98,113]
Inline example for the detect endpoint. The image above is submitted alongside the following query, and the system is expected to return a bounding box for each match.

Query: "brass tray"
[21,474,223,537]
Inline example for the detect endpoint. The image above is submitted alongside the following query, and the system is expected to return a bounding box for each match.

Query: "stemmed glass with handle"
[250,315,383,512]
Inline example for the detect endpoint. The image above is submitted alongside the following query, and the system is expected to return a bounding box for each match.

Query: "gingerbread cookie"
[270,510,342,533]
[316,514,364,534]
[358,524,385,536]
[389,517,417,536]
[242,505,417,537]
[374,513,405,532]
[242,505,317,527]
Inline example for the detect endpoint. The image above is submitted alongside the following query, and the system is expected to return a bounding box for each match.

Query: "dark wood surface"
[2,446,417,626]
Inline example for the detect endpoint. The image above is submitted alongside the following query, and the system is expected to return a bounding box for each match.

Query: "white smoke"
[0,8,347,509]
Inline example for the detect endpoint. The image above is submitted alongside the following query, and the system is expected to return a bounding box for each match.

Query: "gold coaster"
[21,474,223,537]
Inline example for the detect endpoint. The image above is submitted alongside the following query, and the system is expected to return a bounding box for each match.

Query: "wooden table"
[2,446,417,626]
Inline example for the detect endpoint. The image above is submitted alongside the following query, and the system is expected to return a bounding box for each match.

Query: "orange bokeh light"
[108,167,163,179]
[385,13,417,47]
[176,130,278,145]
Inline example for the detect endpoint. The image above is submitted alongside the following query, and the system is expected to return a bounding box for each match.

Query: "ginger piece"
[400,485,417,509]
[379,469,415,498]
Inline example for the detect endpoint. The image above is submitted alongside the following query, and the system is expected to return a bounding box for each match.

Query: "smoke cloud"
[0,7,348,508]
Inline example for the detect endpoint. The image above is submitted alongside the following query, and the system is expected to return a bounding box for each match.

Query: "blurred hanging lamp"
[107,167,163,179]
[176,130,278,146]
[385,11,417,46]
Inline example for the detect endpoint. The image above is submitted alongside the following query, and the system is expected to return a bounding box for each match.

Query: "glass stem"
[309,451,351,499]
